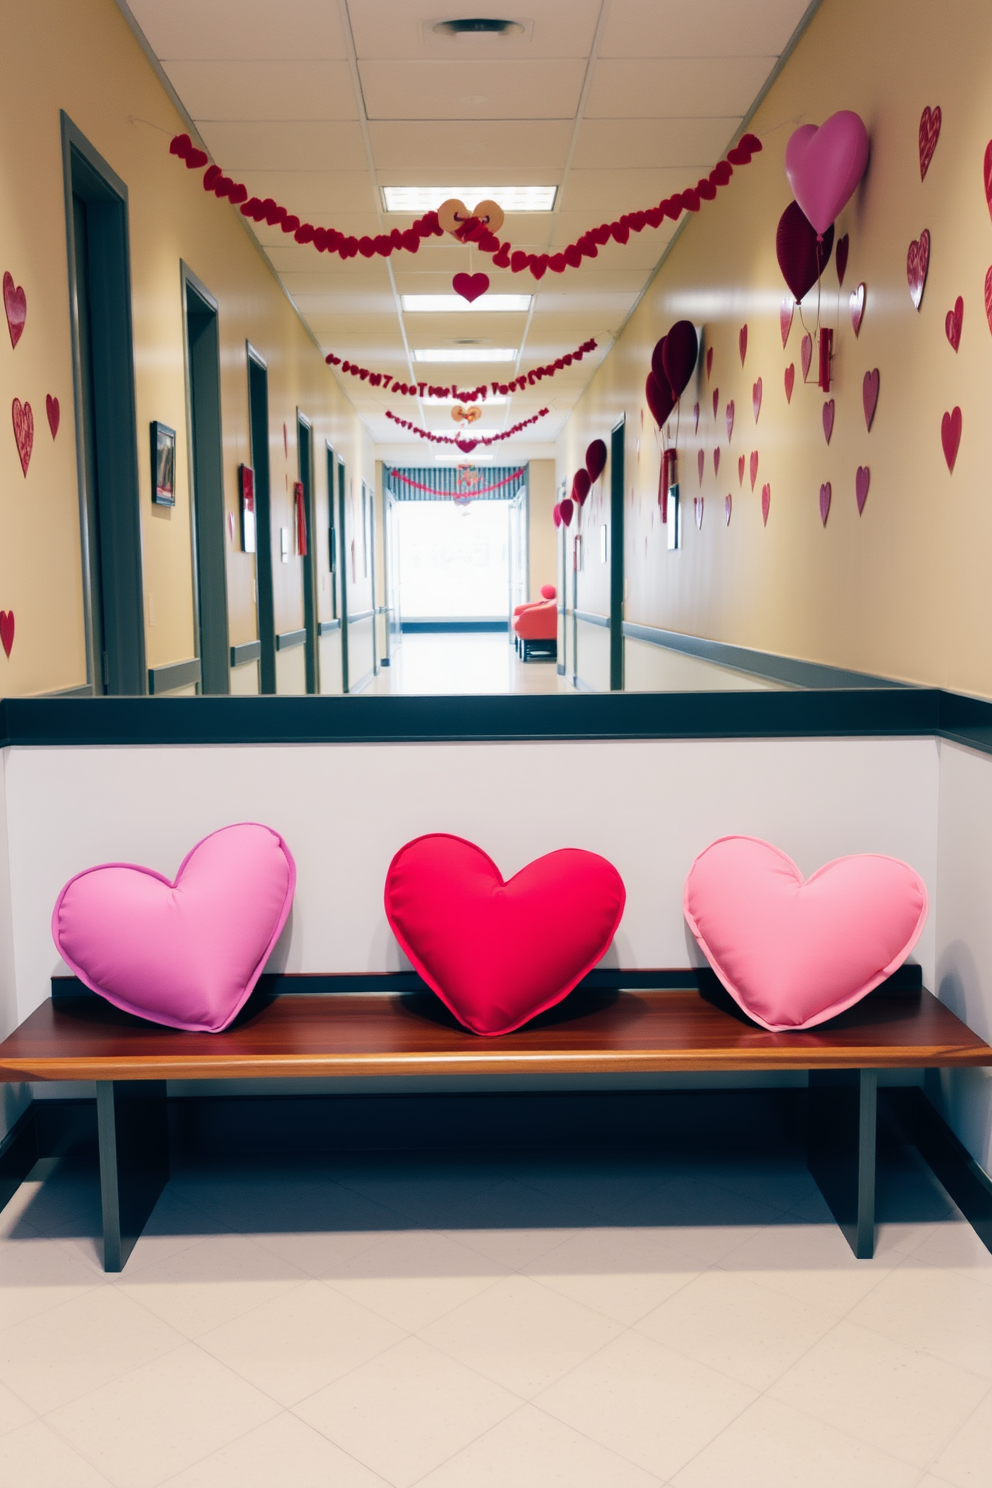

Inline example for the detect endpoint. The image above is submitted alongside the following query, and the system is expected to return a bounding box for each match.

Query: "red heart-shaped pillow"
[384,834,626,1036]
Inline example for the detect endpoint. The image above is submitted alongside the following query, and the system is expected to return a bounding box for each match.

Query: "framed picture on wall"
[239,464,256,553]
[150,421,176,506]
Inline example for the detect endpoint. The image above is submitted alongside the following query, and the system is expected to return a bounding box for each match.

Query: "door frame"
[609,416,626,691]
[337,457,350,693]
[297,411,319,693]
[246,344,275,693]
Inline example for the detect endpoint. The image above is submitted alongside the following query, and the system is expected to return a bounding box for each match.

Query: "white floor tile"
[904,1222,992,1286]
[0,1235,107,1331]
[529,1225,701,1325]
[845,1261,992,1379]
[535,1326,757,1479]
[325,1228,508,1332]
[47,1341,281,1488]
[445,1224,581,1271]
[160,1410,391,1487]
[0,1417,115,1486]
[0,1375,35,1436]
[420,1273,623,1398]
[716,1222,898,1317]
[117,1232,308,1338]
[925,1383,992,1486]
[294,1335,519,1488]
[196,1278,406,1406]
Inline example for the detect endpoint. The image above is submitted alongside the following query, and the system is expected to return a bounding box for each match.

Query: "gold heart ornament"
[437,198,505,236]
[452,405,482,424]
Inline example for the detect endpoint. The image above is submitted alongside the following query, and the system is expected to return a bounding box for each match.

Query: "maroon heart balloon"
[776,201,834,302]
[572,468,591,505]
[661,320,699,399]
[559,496,575,527]
[585,438,607,483]
[650,337,669,386]
[646,371,674,428]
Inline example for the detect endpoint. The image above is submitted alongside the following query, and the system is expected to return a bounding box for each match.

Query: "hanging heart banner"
[325,338,597,400]
[385,408,548,446]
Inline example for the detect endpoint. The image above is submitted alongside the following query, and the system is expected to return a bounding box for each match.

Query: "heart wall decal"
[0,611,14,659]
[713,448,721,477]
[986,266,992,336]
[725,494,732,525]
[46,394,59,439]
[738,454,745,486]
[752,378,762,423]
[712,388,719,419]
[856,465,870,514]
[850,283,866,336]
[822,400,835,444]
[907,230,930,311]
[819,481,832,526]
[706,347,714,380]
[11,398,33,476]
[694,496,704,529]
[384,833,626,1036]
[985,142,992,223]
[693,402,700,434]
[780,299,794,348]
[3,272,26,348]
[697,449,705,485]
[749,450,759,490]
[453,272,490,303]
[920,106,941,180]
[945,296,963,351]
[52,824,297,1033]
[784,364,795,404]
[835,234,849,287]
[739,325,748,365]
[725,400,735,441]
[761,483,771,525]
[801,333,813,381]
[863,369,879,431]
[941,407,962,472]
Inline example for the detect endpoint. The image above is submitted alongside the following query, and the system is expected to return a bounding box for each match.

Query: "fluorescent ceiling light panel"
[402,295,531,313]
[413,348,517,363]
[382,186,557,212]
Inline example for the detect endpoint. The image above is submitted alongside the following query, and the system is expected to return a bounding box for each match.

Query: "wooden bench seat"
[3,974,990,1269]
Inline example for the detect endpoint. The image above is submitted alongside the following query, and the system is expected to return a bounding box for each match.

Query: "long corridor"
[371,633,573,697]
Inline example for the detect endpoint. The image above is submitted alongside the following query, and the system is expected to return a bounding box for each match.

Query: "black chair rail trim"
[147,658,201,695]
[621,621,906,692]
[275,629,307,651]
[230,640,261,666]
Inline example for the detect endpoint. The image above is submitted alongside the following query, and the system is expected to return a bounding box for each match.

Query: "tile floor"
[1,1137,991,1486]
[370,632,572,695]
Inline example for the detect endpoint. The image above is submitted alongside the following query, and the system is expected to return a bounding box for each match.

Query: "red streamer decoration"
[324,339,598,400]
[389,467,525,497]
[169,132,762,282]
[385,409,549,447]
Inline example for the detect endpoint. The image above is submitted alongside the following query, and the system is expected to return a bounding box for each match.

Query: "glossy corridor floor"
[370,632,573,694]
[1,1138,991,1487]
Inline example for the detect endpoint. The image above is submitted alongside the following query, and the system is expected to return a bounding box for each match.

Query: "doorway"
[297,413,318,694]
[182,266,229,694]
[62,113,145,695]
[610,417,625,691]
[247,347,275,693]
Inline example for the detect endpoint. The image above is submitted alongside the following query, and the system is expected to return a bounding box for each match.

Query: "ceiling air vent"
[433,18,526,36]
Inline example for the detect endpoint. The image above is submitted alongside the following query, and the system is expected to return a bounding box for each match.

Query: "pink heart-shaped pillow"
[385,833,626,1036]
[52,824,296,1032]
[683,836,927,1031]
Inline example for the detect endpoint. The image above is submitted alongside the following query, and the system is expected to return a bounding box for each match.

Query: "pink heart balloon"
[785,111,870,236]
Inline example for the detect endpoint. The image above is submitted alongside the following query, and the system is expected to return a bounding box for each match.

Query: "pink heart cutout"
[738,325,748,365]
[784,364,795,404]
[850,282,866,336]
[819,481,832,525]
[712,388,719,419]
[752,378,762,423]
[692,402,700,434]
[835,233,849,287]
[761,483,771,525]
[907,230,930,311]
[3,272,26,349]
[822,400,835,444]
[780,299,794,348]
[801,333,813,381]
[705,347,714,380]
[52,824,296,1032]
[863,369,879,431]
[724,494,732,525]
[694,496,704,529]
[453,272,490,303]
[683,836,928,1031]
[919,106,941,181]
[725,400,735,442]
[11,398,33,476]
[384,834,625,1036]
[737,455,745,486]
[697,449,705,485]
[46,394,59,439]
[749,450,758,491]
[713,447,720,478]
[941,407,962,472]
[856,465,870,514]
[0,610,14,659]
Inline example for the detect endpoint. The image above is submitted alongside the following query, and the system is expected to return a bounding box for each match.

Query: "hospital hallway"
[371,631,573,696]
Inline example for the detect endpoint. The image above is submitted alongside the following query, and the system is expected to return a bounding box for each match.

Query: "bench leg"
[807,1068,877,1259]
[96,1081,169,1272]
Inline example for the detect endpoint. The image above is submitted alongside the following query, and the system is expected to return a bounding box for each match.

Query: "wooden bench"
[2,969,990,1270]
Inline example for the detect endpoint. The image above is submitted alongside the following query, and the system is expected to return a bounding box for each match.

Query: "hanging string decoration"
[323,339,597,400]
[169,132,762,281]
[385,408,549,449]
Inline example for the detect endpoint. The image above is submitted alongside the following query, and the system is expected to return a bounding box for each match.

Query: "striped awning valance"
[384,464,526,501]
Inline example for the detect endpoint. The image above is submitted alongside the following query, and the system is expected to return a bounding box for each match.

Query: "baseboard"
[886,1088,992,1252]
[0,1105,38,1212]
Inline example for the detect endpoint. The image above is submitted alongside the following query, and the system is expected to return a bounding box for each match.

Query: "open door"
[383,486,402,664]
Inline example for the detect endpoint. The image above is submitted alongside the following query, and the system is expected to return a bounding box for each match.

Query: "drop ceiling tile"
[358,60,585,120]
[241,173,378,217]
[350,0,601,60]
[127,0,347,59]
[585,57,777,118]
[599,0,813,57]
[260,243,389,276]
[572,117,740,170]
[162,60,356,120]
[195,121,366,171]
[370,120,572,170]
[558,167,703,214]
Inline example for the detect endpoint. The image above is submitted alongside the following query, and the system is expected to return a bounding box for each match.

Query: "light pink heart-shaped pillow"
[52,824,296,1032]
[683,836,928,1031]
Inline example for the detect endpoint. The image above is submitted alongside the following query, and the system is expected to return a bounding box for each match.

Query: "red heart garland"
[907,230,930,311]
[822,400,835,445]
[784,364,795,404]
[985,266,992,336]
[738,325,748,365]
[0,610,14,659]
[749,450,758,491]
[3,272,26,349]
[706,347,714,380]
[780,299,794,348]
[11,398,33,475]
[920,107,941,181]
[725,494,732,526]
[819,482,832,526]
[985,141,992,223]
[863,369,879,431]
[725,400,735,442]
[801,333,813,381]
[738,454,745,486]
[856,466,870,515]
[835,234,849,287]
[752,378,762,423]
[713,448,721,477]
[761,483,770,526]
[452,272,490,303]
[46,394,59,439]
[850,283,866,337]
[945,296,963,352]
[941,407,962,472]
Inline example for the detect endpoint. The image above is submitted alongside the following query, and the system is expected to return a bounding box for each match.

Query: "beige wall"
[0,0,372,698]
[559,0,992,697]
[527,459,557,600]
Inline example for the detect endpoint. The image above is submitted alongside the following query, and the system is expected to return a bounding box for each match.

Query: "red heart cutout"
[452,272,490,303]
[713,447,720,477]
[801,333,813,381]
[725,494,732,526]
[725,400,735,442]
[705,347,714,380]
[749,450,759,491]
[920,107,941,181]
[0,610,14,659]
[761,483,770,526]
[384,834,626,1036]
[712,388,719,419]
[819,481,832,526]
[862,369,879,432]
[822,400,835,445]
[738,324,748,366]
[850,282,866,337]
[697,449,705,485]
[694,496,704,529]
[907,230,930,311]
[985,267,992,337]
[941,407,962,472]
[856,465,870,514]
[835,233,849,287]
[46,394,59,439]
[455,439,478,453]
[738,454,745,486]
[784,364,795,404]
[3,272,26,349]
[780,299,794,348]
[985,141,992,222]
[945,295,963,351]
[693,401,700,434]
[752,378,762,423]
[11,398,33,476]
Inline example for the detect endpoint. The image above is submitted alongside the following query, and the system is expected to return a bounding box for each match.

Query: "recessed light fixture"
[413,348,517,363]
[382,186,556,213]
[433,18,525,36]
[402,295,531,314]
